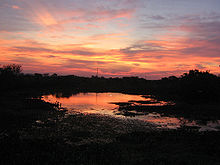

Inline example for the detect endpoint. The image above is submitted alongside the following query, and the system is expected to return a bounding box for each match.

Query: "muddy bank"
[0,94,64,133]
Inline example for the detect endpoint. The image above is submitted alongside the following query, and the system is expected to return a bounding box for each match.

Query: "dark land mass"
[1,64,220,164]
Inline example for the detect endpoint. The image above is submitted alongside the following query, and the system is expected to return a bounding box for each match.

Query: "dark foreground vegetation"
[1,111,220,165]
[1,64,220,164]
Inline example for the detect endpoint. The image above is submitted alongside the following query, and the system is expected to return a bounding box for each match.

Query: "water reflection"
[42,92,220,131]
[43,93,147,115]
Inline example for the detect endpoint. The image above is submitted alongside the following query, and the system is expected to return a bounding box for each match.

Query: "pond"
[42,92,220,131]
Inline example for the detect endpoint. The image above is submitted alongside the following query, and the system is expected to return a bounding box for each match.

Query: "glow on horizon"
[0,0,220,79]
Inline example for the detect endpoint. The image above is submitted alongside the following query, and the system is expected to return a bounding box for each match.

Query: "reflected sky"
[42,92,220,131]
[43,92,146,115]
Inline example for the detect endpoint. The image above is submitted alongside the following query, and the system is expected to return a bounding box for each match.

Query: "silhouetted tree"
[51,73,58,78]
[0,64,22,76]
[180,69,217,80]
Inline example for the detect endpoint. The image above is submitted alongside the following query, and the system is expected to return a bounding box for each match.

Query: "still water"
[42,92,220,131]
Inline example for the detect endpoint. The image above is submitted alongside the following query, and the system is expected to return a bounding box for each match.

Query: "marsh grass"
[1,111,220,165]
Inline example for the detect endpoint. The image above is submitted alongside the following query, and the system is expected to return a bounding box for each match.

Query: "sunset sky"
[0,0,220,79]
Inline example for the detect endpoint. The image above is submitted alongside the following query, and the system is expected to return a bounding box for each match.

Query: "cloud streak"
[0,0,220,79]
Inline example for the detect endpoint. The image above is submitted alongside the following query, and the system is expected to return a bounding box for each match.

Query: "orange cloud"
[2,36,219,79]
[90,33,127,41]
[12,5,20,9]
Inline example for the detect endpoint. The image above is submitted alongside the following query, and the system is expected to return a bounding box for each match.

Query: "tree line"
[1,64,219,102]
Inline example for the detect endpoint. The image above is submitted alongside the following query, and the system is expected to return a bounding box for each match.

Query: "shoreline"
[1,91,220,164]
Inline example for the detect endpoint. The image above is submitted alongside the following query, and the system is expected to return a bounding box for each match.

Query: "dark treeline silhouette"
[1,64,220,102]
[0,64,149,93]
[159,69,220,102]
